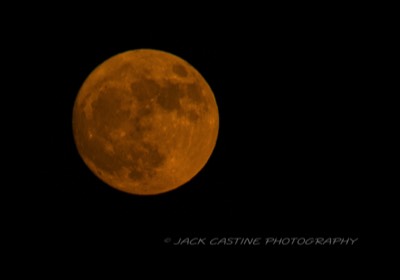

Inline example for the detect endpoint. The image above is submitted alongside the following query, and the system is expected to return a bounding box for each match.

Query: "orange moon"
[72,49,219,195]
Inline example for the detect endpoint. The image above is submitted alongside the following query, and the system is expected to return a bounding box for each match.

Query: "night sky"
[10,6,373,264]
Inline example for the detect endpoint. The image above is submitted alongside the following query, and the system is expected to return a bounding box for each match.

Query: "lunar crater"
[172,63,188,77]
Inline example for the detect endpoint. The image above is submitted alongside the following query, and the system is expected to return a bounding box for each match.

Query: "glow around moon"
[72,49,219,195]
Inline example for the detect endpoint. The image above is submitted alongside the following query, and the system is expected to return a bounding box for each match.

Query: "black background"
[7,5,376,264]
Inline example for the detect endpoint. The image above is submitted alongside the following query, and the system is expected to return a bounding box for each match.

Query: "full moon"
[72,49,219,195]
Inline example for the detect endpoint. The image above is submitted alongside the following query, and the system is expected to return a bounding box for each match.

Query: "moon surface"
[72,49,219,195]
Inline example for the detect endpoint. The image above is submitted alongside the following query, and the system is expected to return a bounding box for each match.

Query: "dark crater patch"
[186,83,204,103]
[129,78,208,127]
[131,79,182,112]
[91,86,130,129]
[187,110,200,122]
[141,142,165,167]
[127,141,166,181]
[131,79,160,102]
[138,105,153,117]
[117,62,134,77]
[130,115,152,136]
[129,168,144,180]
[156,83,183,111]
[172,63,188,77]
[80,133,124,175]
